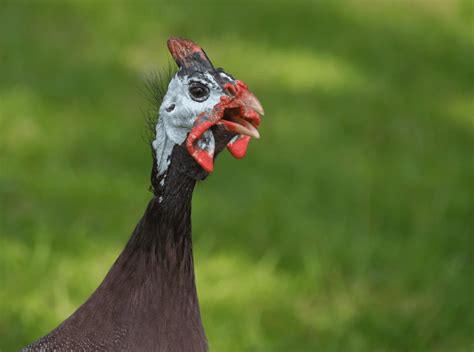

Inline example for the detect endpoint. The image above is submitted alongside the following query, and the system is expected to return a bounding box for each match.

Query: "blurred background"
[0,0,473,351]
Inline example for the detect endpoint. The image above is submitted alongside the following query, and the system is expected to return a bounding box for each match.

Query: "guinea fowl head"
[151,37,264,185]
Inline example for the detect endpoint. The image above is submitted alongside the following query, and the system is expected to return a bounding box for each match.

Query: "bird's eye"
[189,82,210,102]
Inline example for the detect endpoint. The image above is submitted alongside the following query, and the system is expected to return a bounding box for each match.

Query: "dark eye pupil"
[189,83,209,101]
[192,87,205,97]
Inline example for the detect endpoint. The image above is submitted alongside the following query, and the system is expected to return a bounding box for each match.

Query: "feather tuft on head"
[143,63,177,144]
[142,63,177,194]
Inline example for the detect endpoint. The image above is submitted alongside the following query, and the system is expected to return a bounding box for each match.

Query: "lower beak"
[220,110,261,139]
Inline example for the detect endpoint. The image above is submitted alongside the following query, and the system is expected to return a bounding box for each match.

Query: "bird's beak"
[220,82,264,140]
[186,80,264,172]
[219,81,264,159]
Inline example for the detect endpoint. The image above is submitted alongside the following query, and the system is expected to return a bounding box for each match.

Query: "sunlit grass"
[446,94,474,130]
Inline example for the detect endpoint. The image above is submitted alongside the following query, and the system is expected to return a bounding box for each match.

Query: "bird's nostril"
[225,83,238,97]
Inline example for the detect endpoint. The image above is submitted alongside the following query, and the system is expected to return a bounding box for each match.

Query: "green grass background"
[1,0,473,351]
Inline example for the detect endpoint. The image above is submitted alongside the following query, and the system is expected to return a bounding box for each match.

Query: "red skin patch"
[227,135,251,159]
[186,81,261,172]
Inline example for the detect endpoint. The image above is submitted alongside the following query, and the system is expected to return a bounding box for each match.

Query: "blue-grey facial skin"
[152,68,236,177]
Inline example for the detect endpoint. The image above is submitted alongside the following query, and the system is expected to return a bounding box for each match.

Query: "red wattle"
[227,135,251,159]
[194,148,214,173]
[186,112,219,172]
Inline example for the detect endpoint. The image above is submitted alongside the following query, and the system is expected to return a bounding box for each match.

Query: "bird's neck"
[55,145,208,350]
[106,146,206,347]
[115,170,198,300]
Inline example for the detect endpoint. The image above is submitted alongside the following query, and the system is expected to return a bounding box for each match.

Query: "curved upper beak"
[218,80,264,140]
[242,90,265,116]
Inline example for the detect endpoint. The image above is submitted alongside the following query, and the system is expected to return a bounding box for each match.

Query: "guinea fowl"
[24,37,264,352]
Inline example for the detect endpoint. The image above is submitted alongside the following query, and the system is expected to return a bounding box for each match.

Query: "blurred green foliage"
[0,0,473,351]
